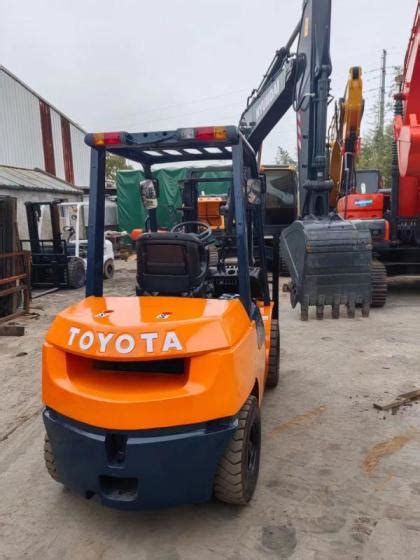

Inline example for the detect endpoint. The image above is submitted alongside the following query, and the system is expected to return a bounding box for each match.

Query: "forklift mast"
[240,0,332,218]
[25,201,63,256]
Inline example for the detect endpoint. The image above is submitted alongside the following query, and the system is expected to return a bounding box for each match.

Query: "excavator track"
[371,259,387,308]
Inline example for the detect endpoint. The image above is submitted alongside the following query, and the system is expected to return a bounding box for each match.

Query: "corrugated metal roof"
[0,165,83,194]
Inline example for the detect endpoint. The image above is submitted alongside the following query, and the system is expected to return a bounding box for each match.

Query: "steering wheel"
[171,221,212,243]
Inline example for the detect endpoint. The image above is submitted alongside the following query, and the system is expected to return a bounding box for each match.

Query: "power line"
[115,87,250,121]
[111,99,245,129]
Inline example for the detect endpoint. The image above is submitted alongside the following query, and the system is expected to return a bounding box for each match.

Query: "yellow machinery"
[197,196,226,229]
[329,66,364,207]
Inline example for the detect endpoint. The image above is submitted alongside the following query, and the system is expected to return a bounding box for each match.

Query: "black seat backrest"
[136,232,208,295]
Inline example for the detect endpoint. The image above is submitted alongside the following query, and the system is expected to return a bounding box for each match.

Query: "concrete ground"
[1,261,420,560]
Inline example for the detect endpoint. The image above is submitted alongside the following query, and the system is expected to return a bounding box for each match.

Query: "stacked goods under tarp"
[116,166,232,234]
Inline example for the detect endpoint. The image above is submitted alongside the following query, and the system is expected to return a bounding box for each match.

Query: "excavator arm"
[240,0,333,217]
[240,0,373,320]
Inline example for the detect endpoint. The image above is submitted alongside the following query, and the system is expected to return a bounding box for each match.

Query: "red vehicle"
[335,4,420,308]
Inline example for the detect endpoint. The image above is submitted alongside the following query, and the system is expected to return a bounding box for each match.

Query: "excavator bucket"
[280,217,372,320]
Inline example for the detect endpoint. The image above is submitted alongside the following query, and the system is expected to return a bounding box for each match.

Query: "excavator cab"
[41,125,280,510]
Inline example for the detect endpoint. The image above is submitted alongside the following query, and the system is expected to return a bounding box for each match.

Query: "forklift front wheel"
[279,248,289,277]
[266,319,280,388]
[103,259,115,280]
[214,395,261,505]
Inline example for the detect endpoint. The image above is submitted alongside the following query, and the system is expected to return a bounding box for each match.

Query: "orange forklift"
[42,125,280,510]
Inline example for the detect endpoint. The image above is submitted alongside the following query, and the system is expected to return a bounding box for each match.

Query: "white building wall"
[0,69,44,170]
[50,109,65,181]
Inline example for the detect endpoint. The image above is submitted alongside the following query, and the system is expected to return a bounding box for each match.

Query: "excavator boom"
[240,0,373,320]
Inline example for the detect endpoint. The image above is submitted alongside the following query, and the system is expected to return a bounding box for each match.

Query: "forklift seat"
[136,232,208,296]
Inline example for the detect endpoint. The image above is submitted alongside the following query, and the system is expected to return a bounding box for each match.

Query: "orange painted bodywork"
[130,228,168,241]
[198,197,225,229]
[130,228,144,241]
[42,296,272,431]
[337,193,384,220]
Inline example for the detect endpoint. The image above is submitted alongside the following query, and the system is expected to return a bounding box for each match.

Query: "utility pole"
[378,49,387,134]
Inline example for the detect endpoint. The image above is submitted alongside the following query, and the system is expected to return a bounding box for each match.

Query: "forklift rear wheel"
[214,395,261,505]
[44,434,61,483]
[266,319,280,388]
[371,259,387,308]
[68,257,86,289]
[279,249,289,277]
[103,259,115,279]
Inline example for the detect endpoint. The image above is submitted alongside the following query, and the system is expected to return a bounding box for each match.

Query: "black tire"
[266,319,279,388]
[68,257,86,289]
[103,259,115,279]
[214,396,261,505]
[44,434,61,483]
[371,259,387,308]
[279,251,289,277]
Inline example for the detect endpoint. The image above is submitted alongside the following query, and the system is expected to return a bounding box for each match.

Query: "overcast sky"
[0,0,415,165]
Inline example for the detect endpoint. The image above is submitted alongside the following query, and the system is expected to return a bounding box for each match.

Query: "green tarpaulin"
[116,166,232,233]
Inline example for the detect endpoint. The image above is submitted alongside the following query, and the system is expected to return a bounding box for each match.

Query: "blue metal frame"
[231,140,252,315]
[84,127,268,317]
[86,148,106,297]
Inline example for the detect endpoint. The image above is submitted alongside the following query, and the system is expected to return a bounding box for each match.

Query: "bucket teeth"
[332,296,341,319]
[316,295,325,320]
[347,298,356,319]
[361,302,370,318]
[296,299,371,320]
[296,300,372,320]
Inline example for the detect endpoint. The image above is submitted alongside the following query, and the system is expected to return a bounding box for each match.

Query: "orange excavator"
[329,66,364,211]
[328,66,387,307]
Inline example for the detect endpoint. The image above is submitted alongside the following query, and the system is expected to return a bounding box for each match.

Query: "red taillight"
[195,127,216,140]
[195,126,227,141]
[92,132,123,146]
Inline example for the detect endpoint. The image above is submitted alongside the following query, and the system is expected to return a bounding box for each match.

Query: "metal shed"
[0,165,82,239]
[0,66,90,188]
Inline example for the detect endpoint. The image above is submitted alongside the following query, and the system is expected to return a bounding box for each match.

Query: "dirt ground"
[1,261,420,560]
